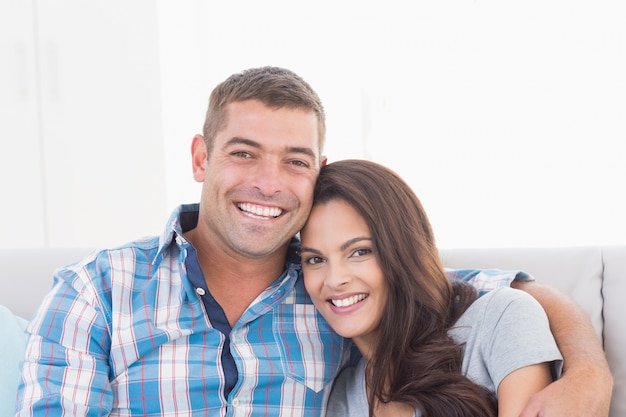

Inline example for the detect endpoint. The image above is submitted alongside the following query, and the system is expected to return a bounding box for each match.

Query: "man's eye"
[232,151,252,158]
[289,160,309,168]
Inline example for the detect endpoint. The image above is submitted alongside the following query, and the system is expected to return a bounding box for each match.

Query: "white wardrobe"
[1,0,167,248]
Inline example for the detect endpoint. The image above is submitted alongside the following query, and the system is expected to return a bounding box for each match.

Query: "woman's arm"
[512,279,613,417]
[498,363,553,417]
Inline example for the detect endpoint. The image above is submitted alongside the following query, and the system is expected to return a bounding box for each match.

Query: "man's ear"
[191,134,207,183]
[320,155,328,167]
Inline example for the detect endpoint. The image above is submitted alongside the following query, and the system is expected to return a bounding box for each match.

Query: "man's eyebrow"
[287,146,317,159]
[225,137,317,160]
[225,136,316,158]
[225,137,260,148]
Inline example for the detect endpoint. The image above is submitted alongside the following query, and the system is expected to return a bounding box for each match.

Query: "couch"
[1,246,624,417]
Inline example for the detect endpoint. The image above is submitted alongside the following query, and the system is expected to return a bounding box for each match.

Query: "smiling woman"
[299,159,561,417]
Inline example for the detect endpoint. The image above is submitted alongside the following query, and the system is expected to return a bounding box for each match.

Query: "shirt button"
[232,398,239,407]
[196,288,206,296]
[175,236,185,245]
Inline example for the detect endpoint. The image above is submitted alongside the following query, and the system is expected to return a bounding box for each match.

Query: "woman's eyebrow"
[340,236,371,251]
[301,237,372,255]
[299,246,322,255]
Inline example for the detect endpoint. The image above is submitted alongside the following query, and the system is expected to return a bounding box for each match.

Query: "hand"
[519,364,613,417]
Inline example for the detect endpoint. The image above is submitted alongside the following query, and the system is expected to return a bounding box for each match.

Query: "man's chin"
[233,238,290,260]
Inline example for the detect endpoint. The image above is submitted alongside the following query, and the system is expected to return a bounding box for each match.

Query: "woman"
[299,159,562,417]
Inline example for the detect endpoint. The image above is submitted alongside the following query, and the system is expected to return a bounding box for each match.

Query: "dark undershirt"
[184,245,238,399]
[179,210,238,399]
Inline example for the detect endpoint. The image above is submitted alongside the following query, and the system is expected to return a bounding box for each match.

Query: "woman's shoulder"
[452,286,561,392]
[453,286,546,336]
[470,286,540,315]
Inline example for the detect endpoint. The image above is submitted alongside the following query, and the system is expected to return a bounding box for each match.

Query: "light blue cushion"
[0,305,28,417]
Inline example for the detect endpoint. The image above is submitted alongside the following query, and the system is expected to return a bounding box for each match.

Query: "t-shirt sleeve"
[326,361,370,417]
[453,287,563,392]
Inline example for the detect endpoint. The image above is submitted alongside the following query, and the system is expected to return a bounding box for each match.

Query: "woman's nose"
[325,263,351,290]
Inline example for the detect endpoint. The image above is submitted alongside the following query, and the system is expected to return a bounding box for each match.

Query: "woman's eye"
[352,248,372,257]
[305,256,324,265]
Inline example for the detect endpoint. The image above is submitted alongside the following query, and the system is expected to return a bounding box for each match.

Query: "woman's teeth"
[331,294,368,307]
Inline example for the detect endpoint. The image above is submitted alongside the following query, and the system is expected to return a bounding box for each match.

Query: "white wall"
[2,0,624,249]
[158,0,626,249]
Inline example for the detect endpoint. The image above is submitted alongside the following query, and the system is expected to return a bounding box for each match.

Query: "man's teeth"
[238,203,283,218]
[331,294,368,307]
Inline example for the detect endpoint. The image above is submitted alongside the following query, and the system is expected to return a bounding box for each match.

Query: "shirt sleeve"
[15,268,113,417]
[445,268,534,297]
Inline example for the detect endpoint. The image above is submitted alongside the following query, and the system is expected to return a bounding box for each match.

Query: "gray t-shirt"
[325,287,563,417]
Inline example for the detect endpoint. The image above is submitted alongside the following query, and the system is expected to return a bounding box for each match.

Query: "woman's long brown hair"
[312,159,497,417]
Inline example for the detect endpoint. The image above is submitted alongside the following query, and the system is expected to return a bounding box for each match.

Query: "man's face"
[193,99,325,259]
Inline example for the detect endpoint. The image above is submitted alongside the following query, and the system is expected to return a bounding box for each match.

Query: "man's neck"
[184,228,288,326]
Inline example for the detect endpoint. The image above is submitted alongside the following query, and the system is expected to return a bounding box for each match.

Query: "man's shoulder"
[54,235,164,286]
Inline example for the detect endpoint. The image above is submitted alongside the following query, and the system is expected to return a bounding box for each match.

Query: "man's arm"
[16,279,113,417]
[512,279,613,417]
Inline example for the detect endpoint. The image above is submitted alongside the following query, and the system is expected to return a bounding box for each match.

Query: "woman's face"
[300,199,387,356]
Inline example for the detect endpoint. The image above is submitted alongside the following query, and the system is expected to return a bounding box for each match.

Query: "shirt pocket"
[273,303,346,392]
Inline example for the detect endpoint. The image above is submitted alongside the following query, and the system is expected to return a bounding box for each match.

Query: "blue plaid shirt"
[16,204,527,417]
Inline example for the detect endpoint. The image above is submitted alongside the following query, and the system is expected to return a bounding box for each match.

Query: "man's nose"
[252,159,285,196]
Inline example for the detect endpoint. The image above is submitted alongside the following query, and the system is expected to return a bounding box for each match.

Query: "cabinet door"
[0,0,46,247]
[35,0,167,247]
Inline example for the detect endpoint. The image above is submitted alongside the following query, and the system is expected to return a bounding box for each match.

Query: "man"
[16,66,611,416]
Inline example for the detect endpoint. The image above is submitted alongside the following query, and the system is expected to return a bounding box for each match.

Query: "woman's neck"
[364,362,415,417]
[372,400,415,417]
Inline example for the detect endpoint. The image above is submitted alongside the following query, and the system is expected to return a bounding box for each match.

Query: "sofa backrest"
[0,248,95,320]
[601,246,626,417]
